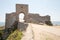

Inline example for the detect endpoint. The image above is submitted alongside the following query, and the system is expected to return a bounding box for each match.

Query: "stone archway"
[19,13,25,22]
[16,4,28,22]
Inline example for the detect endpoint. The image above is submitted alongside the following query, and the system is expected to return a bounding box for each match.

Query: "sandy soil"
[31,23,60,40]
[21,23,33,40]
[21,23,60,40]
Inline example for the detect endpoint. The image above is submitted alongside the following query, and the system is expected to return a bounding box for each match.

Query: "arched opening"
[19,13,25,22]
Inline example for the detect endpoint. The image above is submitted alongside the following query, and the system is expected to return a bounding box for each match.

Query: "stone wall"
[26,13,50,24]
[5,12,16,29]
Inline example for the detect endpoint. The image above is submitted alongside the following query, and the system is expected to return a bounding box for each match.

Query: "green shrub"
[45,21,53,26]
[7,30,23,40]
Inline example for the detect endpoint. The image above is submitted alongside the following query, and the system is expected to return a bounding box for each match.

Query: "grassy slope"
[0,26,5,36]
[7,30,23,40]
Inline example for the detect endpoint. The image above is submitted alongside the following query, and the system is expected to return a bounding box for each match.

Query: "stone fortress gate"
[5,4,52,30]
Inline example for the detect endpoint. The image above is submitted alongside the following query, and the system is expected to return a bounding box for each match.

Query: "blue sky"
[0,0,60,22]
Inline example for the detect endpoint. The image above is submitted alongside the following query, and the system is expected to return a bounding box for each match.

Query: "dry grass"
[0,26,5,30]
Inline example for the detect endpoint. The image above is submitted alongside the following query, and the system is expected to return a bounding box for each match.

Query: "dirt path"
[21,23,34,40]
[21,23,60,40]
[31,23,60,40]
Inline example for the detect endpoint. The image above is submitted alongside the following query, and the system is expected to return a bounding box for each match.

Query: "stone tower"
[16,4,28,22]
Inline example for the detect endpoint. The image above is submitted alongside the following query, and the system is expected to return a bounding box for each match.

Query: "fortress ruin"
[5,4,52,30]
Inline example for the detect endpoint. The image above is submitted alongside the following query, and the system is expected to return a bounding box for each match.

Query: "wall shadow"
[18,22,28,31]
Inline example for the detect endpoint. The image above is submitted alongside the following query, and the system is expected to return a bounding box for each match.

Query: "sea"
[52,21,60,26]
[0,21,60,26]
[0,22,5,26]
